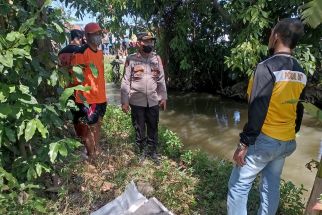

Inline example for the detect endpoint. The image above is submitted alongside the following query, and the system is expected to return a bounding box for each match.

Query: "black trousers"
[130,104,159,152]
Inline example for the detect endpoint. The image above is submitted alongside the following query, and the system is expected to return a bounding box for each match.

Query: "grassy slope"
[48,106,306,215]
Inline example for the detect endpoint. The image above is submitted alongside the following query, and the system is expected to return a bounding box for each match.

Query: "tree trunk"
[305,157,322,215]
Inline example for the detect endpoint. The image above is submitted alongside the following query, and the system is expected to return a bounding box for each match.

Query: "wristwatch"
[237,142,247,150]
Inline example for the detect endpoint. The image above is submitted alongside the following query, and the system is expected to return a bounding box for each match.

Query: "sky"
[51,0,97,25]
[51,0,132,36]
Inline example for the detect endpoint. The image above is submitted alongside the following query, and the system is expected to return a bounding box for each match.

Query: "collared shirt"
[240,53,306,145]
[121,52,167,107]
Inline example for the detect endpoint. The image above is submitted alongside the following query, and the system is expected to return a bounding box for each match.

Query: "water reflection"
[106,84,322,198]
[214,109,241,128]
[215,109,228,128]
[159,92,321,198]
[233,111,241,126]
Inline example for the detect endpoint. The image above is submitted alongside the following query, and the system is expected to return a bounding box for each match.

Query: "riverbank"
[47,105,306,214]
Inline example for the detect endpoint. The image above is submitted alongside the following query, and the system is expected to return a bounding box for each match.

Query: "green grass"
[47,105,306,215]
[104,55,114,82]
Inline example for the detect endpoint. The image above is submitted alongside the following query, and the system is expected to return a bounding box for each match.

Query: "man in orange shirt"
[71,23,107,159]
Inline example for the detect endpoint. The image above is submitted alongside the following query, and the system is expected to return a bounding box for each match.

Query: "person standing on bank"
[227,18,306,215]
[121,32,167,165]
[58,29,84,67]
[71,23,107,160]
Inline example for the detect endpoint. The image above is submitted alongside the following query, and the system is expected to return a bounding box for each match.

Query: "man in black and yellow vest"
[227,18,306,215]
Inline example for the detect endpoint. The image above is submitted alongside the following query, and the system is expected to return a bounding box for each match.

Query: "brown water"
[107,83,322,199]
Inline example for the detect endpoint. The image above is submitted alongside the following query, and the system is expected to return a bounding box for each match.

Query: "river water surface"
[107,83,322,199]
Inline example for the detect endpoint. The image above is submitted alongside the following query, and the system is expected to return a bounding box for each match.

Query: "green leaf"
[45,105,58,115]
[33,106,42,113]
[0,52,13,68]
[59,85,91,108]
[50,70,58,86]
[17,121,26,140]
[73,66,84,82]
[49,138,81,163]
[9,86,16,93]
[301,0,322,28]
[19,84,29,94]
[283,99,300,104]
[0,104,12,119]
[89,63,99,78]
[35,163,50,177]
[25,119,37,142]
[64,138,82,149]
[79,94,89,108]
[34,201,47,213]
[0,167,18,188]
[12,48,32,60]
[0,88,8,102]
[6,31,23,42]
[59,143,68,157]
[5,127,16,142]
[52,22,64,33]
[27,166,37,181]
[35,163,42,176]
[49,142,59,163]
[35,119,48,139]
[18,94,38,105]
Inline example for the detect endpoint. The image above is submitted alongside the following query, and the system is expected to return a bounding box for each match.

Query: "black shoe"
[138,150,147,164]
[150,152,160,166]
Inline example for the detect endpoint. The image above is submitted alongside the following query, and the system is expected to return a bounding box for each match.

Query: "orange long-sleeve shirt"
[71,44,107,104]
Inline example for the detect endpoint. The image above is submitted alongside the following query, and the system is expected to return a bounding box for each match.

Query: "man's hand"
[122,103,130,113]
[159,99,167,111]
[233,144,248,167]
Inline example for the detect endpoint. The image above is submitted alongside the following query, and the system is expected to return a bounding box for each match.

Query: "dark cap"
[136,32,156,41]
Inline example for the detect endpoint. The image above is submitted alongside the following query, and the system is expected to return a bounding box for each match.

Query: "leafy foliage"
[0,167,48,214]
[278,180,307,215]
[301,0,322,28]
[0,0,86,212]
[64,0,321,90]
[225,0,271,76]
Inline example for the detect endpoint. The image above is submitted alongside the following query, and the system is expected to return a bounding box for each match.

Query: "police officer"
[121,32,167,164]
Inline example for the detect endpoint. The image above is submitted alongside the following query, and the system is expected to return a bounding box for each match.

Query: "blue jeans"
[227,133,296,215]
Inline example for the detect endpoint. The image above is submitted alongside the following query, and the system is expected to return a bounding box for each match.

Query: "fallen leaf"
[100,182,114,192]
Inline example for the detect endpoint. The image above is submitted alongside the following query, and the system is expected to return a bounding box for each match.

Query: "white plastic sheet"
[91,181,173,215]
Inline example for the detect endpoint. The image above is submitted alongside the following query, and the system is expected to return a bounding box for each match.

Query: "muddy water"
[107,83,322,199]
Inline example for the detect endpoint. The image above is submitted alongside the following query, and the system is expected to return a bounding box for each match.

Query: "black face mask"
[142,45,153,53]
